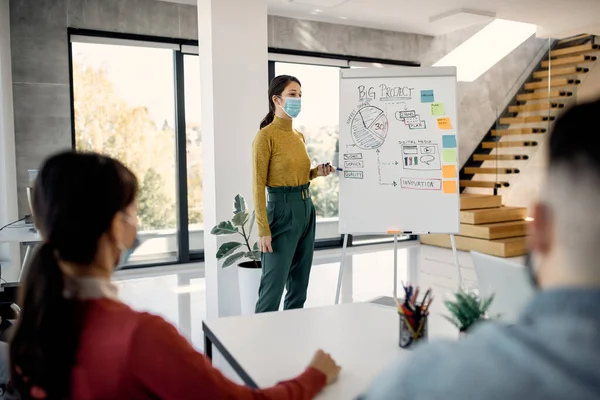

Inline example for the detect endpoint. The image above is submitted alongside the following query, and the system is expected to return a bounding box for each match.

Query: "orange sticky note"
[442,165,457,178]
[437,117,452,130]
[443,180,457,194]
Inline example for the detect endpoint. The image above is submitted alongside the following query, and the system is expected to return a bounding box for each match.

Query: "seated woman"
[9,152,340,399]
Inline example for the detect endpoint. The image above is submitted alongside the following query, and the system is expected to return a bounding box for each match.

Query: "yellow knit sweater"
[252,117,318,237]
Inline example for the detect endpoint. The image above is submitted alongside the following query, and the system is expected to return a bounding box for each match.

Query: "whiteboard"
[338,67,460,235]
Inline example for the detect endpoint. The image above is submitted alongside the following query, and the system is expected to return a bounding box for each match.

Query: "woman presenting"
[253,75,335,313]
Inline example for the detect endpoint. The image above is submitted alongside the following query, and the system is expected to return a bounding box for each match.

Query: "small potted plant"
[443,289,494,335]
[211,194,261,315]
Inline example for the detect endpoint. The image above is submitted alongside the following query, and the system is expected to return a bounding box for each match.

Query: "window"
[271,54,416,245]
[69,32,418,268]
[274,63,341,218]
[71,40,179,263]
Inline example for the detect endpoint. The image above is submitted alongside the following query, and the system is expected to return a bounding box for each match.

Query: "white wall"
[0,0,20,281]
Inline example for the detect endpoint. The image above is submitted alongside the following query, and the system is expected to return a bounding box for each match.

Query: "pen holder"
[398,311,428,349]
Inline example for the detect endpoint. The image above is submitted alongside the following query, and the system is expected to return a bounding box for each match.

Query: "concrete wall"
[8,1,548,215]
[577,59,600,104]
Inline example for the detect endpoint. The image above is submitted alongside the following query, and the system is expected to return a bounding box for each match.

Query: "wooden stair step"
[461,206,528,225]
[550,43,600,58]
[473,154,529,161]
[463,167,520,175]
[517,90,573,101]
[460,220,530,240]
[558,34,592,45]
[499,116,555,124]
[460,194,502,210]
[524,78,580,90]
[482,140,538,149]
[459,180,509,189]
[509,103,564,113]
[533,66,589,79]
[541,55,597,68]
[491,128,546,136]
[420,234,527,258]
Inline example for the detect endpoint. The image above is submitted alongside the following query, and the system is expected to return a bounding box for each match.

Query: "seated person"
[362,99,600,400]
[9,152,340,399]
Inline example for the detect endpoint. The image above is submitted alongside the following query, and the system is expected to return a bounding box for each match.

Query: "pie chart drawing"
[351,106,389,150]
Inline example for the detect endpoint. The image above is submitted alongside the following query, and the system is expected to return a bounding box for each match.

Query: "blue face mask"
[116,236,141,270]
[280,97,302,118]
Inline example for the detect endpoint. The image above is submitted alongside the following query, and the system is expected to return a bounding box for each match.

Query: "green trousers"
[255,184,316,313]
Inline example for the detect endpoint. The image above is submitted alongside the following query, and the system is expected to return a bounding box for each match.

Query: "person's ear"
[109,213,126,250]
[529,203,552,255]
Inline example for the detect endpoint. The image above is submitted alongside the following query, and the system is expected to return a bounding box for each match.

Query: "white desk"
[0,225,41,281]
[203,302,412,399]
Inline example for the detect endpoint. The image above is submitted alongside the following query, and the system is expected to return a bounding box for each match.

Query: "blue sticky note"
[421,90,434,103]
[442,135,457,148]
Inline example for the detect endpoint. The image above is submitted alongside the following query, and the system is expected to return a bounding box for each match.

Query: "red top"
[70,299,326,399]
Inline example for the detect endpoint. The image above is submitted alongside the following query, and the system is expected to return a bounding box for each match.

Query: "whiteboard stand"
[334,234,350,305]
[449,234,463,285]
[334,233,463,305]
[334,233,402,305]
[393,235,398,299]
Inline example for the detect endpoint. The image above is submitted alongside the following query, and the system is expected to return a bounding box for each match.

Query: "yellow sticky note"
[443,180,458,194]
[437,117,452,130]
[442,165,457,178]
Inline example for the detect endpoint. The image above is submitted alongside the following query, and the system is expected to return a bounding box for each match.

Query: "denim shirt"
[362,288,600,400]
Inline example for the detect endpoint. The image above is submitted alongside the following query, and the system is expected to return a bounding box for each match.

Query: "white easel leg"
[335,234,349,305]
[393,234,398,299]
[449,234,462,286]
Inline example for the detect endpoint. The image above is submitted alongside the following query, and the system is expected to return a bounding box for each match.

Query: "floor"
[112,242,523,353]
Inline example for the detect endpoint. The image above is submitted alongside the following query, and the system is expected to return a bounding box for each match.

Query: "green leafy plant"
[210,194,261,268]
[443,289,494,333]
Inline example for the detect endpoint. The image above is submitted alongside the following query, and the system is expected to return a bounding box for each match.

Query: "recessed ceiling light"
[314,8,323,13]
[339,16,348,20]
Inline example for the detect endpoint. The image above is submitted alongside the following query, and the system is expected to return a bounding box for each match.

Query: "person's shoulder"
[254,126,274,142]
[294,129,306,142]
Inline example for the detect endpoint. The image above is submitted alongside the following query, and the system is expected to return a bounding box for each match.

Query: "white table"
[0,225,41,281]
[203,302,412,399]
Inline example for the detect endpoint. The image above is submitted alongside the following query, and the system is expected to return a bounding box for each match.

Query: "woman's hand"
[317,163,336,177]
[258,236,273,253]
[309,350,341,385]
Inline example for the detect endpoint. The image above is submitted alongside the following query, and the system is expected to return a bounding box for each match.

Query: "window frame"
[67,29,419,269]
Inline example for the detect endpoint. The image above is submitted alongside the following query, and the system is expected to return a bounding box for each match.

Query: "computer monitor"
[471,251,535,322]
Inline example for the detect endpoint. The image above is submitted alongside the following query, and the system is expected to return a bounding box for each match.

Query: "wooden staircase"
[420,194,529,257]
[422,34,599,257]
[460,34,599,192]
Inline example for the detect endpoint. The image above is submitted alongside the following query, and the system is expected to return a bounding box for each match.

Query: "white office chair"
[471,251,535,322]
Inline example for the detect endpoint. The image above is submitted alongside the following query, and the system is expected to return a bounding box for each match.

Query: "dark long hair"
[9,152,138,399]
[259,75,301,129]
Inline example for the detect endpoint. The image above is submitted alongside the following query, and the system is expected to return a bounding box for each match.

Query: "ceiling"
[160,0,600,38]
[267,0,600,37]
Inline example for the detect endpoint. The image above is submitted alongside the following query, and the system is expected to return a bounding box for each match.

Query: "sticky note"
[431,103,445,116]
[442,165,457,178]
[437,117,452,130]
[421,90,434,103]
[443,180,458,194]
[443,149,457,163]
[442,135,457,148]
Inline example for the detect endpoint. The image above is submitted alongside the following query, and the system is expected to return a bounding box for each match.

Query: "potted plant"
[443,289,494,335]
[211,194,261,315]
